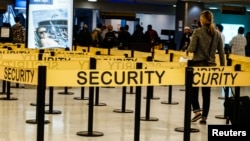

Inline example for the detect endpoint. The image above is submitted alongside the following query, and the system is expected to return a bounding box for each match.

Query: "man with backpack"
[91,23,103,47]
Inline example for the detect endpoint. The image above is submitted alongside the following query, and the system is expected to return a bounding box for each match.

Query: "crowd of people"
[179,19,249,57]
[75,23,160,50]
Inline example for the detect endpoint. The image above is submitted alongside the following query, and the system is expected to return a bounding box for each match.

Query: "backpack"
[91,30,99,43]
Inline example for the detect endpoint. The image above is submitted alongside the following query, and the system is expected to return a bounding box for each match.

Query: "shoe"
[199,117,207,125]
[191,113,202,122]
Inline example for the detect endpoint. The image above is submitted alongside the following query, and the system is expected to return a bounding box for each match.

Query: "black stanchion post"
[26,66,50,124]
[87,46,90,52]
[143,56,159,100]
[134,62,142,141]
[0,80,16,100]
[216,58,232,119]
[113,86,133,113]
[127,48,135,94]
[162,53,178,105]
[232,64,241,125]
[74,87,88,100]
[93,52,106,106]
[77,57,103,137]
[108,47,111,55]
[175,64,199,140]
[30,53,48,106]
[0,80,6,94]
[45,87,61,114]
[58,87,74,95]
[127,86,135,94]
[94,87,106,106]
[140,84,158,121]
[36,66,47,141]
[0,81,17,100]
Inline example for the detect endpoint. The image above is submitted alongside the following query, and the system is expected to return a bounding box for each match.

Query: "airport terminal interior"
[0,0,250,141]
[0,83,249,141]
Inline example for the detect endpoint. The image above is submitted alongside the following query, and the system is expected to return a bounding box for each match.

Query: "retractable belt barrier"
[1,47,250,141]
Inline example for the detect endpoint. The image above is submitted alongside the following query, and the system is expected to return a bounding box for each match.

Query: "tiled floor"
[0,83,248,141]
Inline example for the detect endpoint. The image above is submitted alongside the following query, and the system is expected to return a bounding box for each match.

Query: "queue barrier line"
[44,65,241,87]
[1,58,250,141]
[229,54,250,72]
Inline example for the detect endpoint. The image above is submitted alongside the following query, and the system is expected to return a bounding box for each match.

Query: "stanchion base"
[113,109,133,113]
[174,127,200,133]
[94,103,107,106]
[76,131,104,137]
[45,110,62,114]
[11,86,25,88]
[140,117,159,121]
[179,89,185,91]
[30,103,49,106]
[0,92,13,95]
[74,97,89,100]
[215,115,227,119]
[101,86,115,88]
[218,97,225,100]
[161,101,179,105]
[26,119,50,124]
[58,92,74,95]
[0,97,18,100]
[143,96,160,100]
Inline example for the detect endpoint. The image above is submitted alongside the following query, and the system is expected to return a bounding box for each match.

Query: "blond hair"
[200,10,216,36]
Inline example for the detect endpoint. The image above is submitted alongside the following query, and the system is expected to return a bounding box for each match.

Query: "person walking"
[179,26,192,51]
[144,24,160,44]
[187,10,225,125]
[103,25,116,48]
[77,24,92,47]
[11,17,25,43]
[229,26,247,56]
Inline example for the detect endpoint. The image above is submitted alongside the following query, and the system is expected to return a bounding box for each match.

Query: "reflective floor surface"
[0,84,248,141]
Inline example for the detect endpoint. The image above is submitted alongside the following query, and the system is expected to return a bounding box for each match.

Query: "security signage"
[193,67,250,87]
[0,66,38,85]
[46,69,185,87]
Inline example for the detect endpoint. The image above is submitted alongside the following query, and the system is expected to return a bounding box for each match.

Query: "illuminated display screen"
[28,0,73,50]
[221,23,245,44]
[15,0,26,9]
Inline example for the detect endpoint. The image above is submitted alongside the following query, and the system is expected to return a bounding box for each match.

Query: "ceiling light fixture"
[88,0,97,2]
[208,7,218,10]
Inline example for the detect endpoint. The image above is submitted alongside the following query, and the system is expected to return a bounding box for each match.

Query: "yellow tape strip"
[46,68,185,87]
[0,65,38,85]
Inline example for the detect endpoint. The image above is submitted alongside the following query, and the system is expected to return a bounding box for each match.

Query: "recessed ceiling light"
[209,7,218,10]
[88,0,97,2]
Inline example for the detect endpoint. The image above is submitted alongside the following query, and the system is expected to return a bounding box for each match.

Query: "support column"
[175,1,204,50]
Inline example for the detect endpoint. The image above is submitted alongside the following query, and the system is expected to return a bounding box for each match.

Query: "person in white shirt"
[229,26,247,56]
